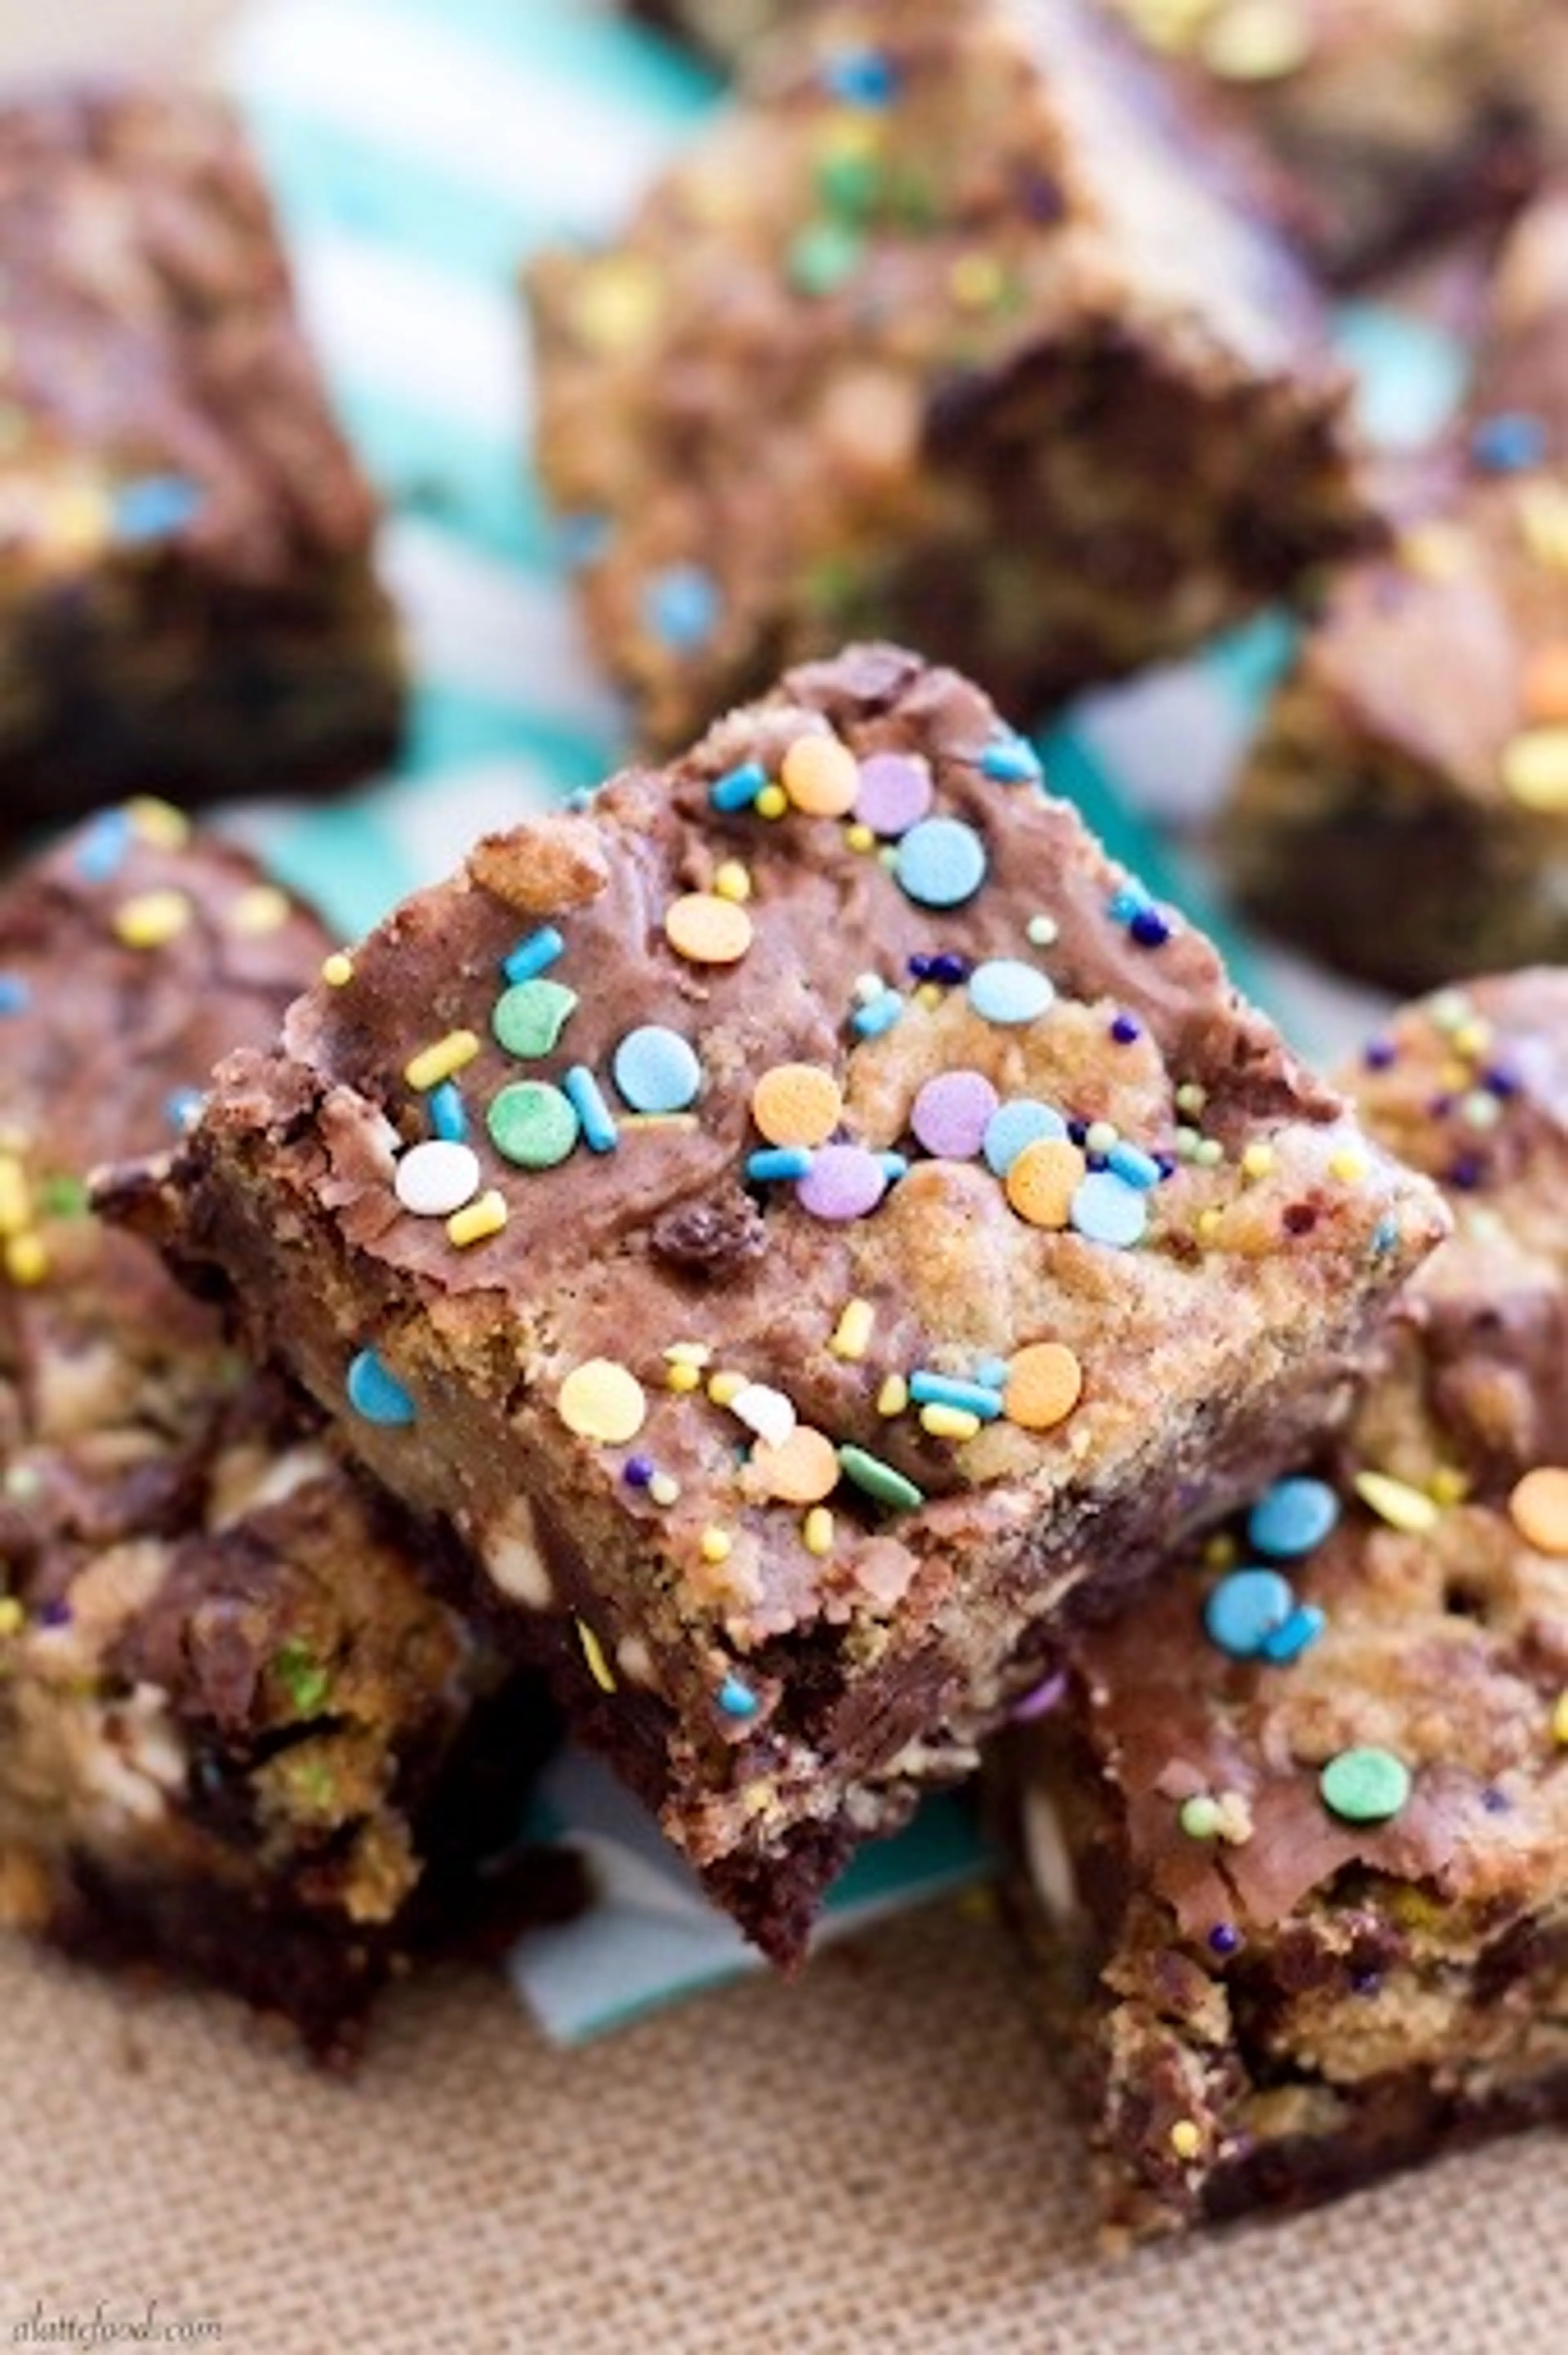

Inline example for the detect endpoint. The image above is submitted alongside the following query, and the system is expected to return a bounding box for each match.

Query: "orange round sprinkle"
[1523,643,1568,727]
[1004,1342,1084,1432]
[751,1062,844,1148]
[781,733,860,818]
[1004,1138,1087,1229]
[1508,1465,1568,1555]
[664,892,754,965]
[751,1424,841,1504]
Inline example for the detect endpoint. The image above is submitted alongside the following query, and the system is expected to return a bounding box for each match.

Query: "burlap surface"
[0,1895,1562,2355]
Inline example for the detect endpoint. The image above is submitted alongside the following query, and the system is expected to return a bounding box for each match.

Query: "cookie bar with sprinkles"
[135,643,1447,1962]
[529,0,1376,756]
[0,82,402,830]
[1225,183,1568,994]
[0,806,557,2061]
[1002,969,1568,2241]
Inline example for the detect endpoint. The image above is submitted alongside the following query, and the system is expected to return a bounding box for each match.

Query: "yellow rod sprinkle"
[404,1030,481,1091]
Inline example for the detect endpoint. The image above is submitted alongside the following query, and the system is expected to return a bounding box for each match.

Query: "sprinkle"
[346,1349,416,1426]
[665,892,753,965]
[1193,1137,1225,1169]
[487,1081,581,1169]
[967,959,1054,1026]
[1553,1691,1568,1746]
[1247,1476,1339,1559]
[1169,2120,1203,2162]
[113,888,191,949]
[997,1345,1078,1434]
[570,253,662,356]
[752,1062,844,1148]
[1201,0,1312,79]
[909,1371,1004,1422]
[1085,1121,1119,1157]
[1204,1567,1296,1658]
[558,1359,647,1444]
[649,1474,681,1507]
[612,1025,702,1114]
[894,816,988,908]
[1179,1795,1222,1840]
[322,952,354,988]
[0,1159,28,1236]
[706,1369,747,1409]
[227,883,291,937]
[854,751,933,836]
[712,860,752,903]
[1523,646,1568,727]
[624,1455,654,1488]
[718,1675,758,1719]
[493,979,578,1059]
[753,1424,840,1503]
[755,783,789,820]
[165,1086,202,1133]
[1508,1466,1568,1555]
[920,1403,982,1441]
[829,1298,875,1359]
[4,1233,47,1286]
[405,1031,481,1091]
[1208,1924,1243,1958]
[1026,914,1059,948]
[1106,1142,1162,1191]
[1258,1603,1325,1664]
[395,1139,482,1218]
[577,1619,617,1694]
[910,1070,999,1160]
[1174,1081,1207,1115]
[782,732,860,817]
[747,1146,815,1182]
[876,1374,909,1416]
[643,562,720,651]
[837,1444,924,1512]
[1320,1746,1411,1825]
[427,1082,468,1143]
[699,1527,733,1564]
[787,218,866,296]
[1006,1137,1087,1228]
[1069,1170,1148,1250]
[802,1506,835,1556]
[844,823,876,853]
[74,809,132,882]
[821,44,898,105]
[1241,1142,1275,1181]
[447,1190,508,1248]
[733,1382,799,1446]
[560,1065,617,1153]
[1354,1468,1440,1535]
[500,925,566,985]
[0,1596,22,1637]
[797,1143,888,1221]
[1470,410,1548,474]
[0,974,29,1015]
[851,990,904,1039]
[980,735,1042,784]
[1501,725,1568,812]
[115,473,203,542]
[1328,1147,1369,1184]
[710,760,767,813]
[983,1099,1068,1176]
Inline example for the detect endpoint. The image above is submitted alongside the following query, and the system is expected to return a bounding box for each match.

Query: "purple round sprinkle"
[623,1455,655,1489]
[1129,907,1172,948]
[911,1069,1000,1160]
[796,1143,888,1222]
[1352,1969,1383,1997]
[908,954,935,981]
[929,952,971,986]
[1447,1153,1487,1190]
[1110,1013,1141,1045]
[1480,1785,1510,1814]
[855,750,933,837]
[1067,1118,1088,1146]
[1009,1671,1067,1724]
[1362,1037,1397,1070]
[1484,1066,1521,1097]
[1208,1923,1242,1958]
[38,1597,72,1628]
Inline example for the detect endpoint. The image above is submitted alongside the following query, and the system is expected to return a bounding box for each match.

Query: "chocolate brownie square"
[531,0,1374,754]
[0,805,555,2059]
[1004,970,1568,2239]
[130,644,1446,1962]
[0,82,402,829]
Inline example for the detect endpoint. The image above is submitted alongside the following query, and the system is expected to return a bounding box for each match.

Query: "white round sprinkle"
[731,1383,798,1447]
[395,1139,482,1218]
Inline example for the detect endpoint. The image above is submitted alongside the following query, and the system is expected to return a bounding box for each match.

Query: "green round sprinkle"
[1319,1746,1411,1825]
[493,978,579,1059]
[837,1444,925,1513]
[487,1081,580,1169]
[1179,1795,1221,1841]
[787,219,864,297]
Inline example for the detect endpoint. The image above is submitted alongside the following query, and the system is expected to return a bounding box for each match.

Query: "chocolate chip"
[649,1193,768,1280]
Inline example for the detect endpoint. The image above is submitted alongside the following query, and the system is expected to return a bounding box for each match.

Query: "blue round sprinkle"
[718,1674,760,1719]
[0,973,30,1016]
[612,1024,702,1113]
[983,1099,1068,1175]
[114,474,203,543]
[347,1348,416,1427]
[821,46,897,105]
[643,563,721,651]
[1204,1567,1295,1658]
[1470,410,1548,474]
[968,959,1055,1026]
[1258,1602,1326,1665]
[1247,1476,1339,1559]
[74,808,132,883]
[1069,1170,1148,1249]
[164,1087,205,1134]
[894,817,987,909]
